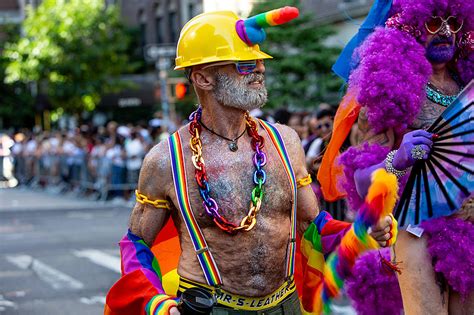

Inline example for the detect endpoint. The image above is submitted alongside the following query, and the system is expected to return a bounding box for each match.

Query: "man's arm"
[357,108,395,147]
[277,124,393,248]
[129,143,174,245]
[275,124,319,234]
[105,141,180,315]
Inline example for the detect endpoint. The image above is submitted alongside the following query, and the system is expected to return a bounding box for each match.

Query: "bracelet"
[384,150,408,179]
[135,190,171,209]
[146,295,179,315]
[297,174,312,188]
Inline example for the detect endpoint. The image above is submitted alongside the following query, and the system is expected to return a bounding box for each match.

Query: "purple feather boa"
[337,143,390,211]
[346,249,403,315]
[421,216,474,298]
[345,218,473,314]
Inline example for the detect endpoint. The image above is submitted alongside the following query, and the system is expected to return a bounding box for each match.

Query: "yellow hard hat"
[174,11,272,70]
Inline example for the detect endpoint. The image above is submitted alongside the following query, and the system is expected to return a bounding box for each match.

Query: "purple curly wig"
[349,0,474,133]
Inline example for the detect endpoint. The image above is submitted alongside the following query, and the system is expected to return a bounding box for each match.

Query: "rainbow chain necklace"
[188,107,267,234]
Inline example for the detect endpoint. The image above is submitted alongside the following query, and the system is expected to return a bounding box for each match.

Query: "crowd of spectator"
[1,119,168,201]
[0,106,351,220]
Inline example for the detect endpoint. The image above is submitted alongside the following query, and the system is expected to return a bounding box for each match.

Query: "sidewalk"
[0,187,132,212]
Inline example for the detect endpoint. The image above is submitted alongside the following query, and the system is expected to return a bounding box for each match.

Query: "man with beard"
[104,8,396,315]
[319,0,473,314]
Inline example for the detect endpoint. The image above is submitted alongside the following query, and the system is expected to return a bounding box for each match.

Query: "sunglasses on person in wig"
[425,16,464,35]
[201,60,260,75]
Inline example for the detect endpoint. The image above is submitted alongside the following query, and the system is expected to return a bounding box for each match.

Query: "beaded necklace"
[188,107,267,234]
[425,82,459,107]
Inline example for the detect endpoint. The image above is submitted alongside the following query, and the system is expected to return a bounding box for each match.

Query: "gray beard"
[212,72,268,111]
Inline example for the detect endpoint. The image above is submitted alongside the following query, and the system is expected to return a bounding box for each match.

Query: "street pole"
[145,44,175,132]
[157,62,170,132]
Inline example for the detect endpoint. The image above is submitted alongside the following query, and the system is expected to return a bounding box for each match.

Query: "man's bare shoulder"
[137,140,171,197]
[357,108,395,147]
[270,123,307,173]
[271,122,301,147]
[137,125,188,199]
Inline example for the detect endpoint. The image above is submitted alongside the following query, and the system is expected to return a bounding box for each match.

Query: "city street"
[0,188,130,315]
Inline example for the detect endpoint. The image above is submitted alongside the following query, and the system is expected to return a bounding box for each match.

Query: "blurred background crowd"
[0,104,352,219]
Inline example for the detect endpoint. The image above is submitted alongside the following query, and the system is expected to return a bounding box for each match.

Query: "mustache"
[243,73,265,83]
[430,36,454,45]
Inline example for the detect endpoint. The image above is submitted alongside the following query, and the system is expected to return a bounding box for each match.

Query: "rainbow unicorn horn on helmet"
[236,6,299,46]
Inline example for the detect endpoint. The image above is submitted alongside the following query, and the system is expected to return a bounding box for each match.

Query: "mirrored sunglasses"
[202,60,259,75]
[425,16,463,34]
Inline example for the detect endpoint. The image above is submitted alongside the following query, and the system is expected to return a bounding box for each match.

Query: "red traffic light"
[175,82,188,100]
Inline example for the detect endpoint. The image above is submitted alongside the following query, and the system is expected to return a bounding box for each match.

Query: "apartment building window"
[169,11,178,43]
[155,16,164,43]
[138,9,147,47]
[155,3,165,44]
[188,3,195,18]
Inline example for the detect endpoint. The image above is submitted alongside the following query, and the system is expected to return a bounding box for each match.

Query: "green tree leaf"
[3,0,134,114]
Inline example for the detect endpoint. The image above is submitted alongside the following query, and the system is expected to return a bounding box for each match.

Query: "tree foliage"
[250,0,343,109]
[0,24,35,129]
[3,0,134,113]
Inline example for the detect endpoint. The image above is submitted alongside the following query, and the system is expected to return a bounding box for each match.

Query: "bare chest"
[167,132,295,295]
[197,137,292,226]
[182,136,293,229]
[409,99,446,130]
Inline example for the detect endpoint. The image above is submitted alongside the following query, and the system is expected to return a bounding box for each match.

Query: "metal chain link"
[135,190,171,209]
[188,107,267,234]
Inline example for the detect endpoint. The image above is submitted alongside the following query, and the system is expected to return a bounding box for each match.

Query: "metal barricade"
[11,152,139,201]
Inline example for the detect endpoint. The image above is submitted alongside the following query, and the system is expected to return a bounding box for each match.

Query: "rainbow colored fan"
[394,80,474,228]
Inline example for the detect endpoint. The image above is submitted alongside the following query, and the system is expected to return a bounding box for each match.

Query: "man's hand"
[369,215,397,247]
[169,306,181,315]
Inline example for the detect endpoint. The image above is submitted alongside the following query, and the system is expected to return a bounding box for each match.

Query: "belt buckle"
[213,284,222,296]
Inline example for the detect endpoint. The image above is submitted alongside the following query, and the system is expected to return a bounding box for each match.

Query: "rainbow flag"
[297,212,351,314]
[104,219,180,315]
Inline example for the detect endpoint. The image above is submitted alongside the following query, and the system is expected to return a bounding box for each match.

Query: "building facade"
[119,0,374,52]
[120,0,202,47]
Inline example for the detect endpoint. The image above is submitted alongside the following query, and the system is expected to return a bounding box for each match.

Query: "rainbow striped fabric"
[321,169,398,313]
[259,120,298,279]
[104,229,179,315]
[298,211,351,314]
[169,132,223,287]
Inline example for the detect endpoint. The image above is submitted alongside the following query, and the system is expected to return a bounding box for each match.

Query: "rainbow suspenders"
[168,120,297,289]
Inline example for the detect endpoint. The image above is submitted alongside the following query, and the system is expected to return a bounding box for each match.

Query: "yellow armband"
[297,174,312,188]
[135,190,171,209]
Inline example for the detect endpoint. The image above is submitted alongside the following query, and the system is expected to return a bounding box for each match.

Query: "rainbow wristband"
[146,295,179,315]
